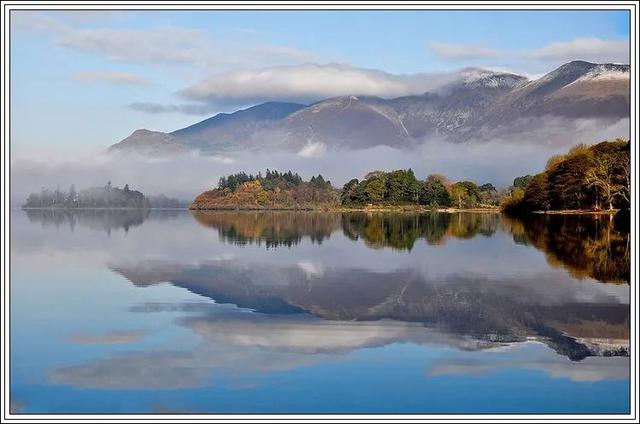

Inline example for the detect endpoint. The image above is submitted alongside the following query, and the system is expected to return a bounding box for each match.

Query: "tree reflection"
[191,211,502,250]
[505,212,630,283]
[191,211,342,248]
[341,212,499,250]
[23,208,154,234]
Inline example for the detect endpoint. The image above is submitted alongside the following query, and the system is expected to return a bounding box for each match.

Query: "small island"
[190,170,339,210]
[22,182,187,209]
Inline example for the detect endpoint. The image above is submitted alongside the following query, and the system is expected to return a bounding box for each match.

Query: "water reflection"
[23,208,183,234]
[48,310,629,392]
[111,259,628,361]
[506,212,630,283]
[341,212,500,250]
[11,209,631,413]
[23,208,630,284]
[192,210,340,247]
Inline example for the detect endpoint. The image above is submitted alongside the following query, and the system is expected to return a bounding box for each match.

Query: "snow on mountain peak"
[455,69,528,89]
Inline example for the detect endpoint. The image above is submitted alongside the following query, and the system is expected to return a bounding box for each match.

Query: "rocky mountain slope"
[109,61,630,155]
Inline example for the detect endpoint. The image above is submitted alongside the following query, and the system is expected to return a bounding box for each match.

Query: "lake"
[10,209,630,414]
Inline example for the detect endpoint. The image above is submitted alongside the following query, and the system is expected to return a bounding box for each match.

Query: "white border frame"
[0,1,637,422]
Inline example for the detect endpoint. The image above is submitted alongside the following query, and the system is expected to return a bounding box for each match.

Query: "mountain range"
[109,61,630,156]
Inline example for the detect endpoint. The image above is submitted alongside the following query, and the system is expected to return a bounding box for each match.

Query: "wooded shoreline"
[20,205,623,215]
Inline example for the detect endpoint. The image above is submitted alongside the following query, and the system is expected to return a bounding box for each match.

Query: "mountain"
[108,102,305,154]
[489,61,629,121]
[280,95,412,150]
[109,61,630,155]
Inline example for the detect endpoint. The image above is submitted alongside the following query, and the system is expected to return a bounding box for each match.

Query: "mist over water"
[10,116,629,204]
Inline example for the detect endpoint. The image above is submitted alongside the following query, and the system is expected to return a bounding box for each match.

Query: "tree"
[512,175,533,189]
[479,183,496,192]
[341,179,361,205]
[66,184,77,206]
[123,184,130,193]
[585,146,628,210]
[420,178,451,207]
[547,150,594,209]
[450,181,481,208]
[385,169,420,204]
[524,173,550,211]
[363,177,386,202]
[500,187,525,213]
[504,139,630,213]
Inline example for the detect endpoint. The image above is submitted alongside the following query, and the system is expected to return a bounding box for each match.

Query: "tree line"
[340,169,500,208]
[502,139,630,213]
[24,182,150,209]
[218,169,332,192]
[193,170,338,210]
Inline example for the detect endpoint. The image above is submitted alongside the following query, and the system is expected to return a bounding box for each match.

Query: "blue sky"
[10,9,630,153]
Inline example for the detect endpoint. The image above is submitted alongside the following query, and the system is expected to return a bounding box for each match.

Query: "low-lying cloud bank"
[10,116,628,206]
[180,63,485,107]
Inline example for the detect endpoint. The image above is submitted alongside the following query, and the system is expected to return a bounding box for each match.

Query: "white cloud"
[528,37,629,64]
[181,63,464,106]
[429,42,499,60]
[297,141,327,158]
[427,38,629,73]
[72,71,149,85]
[12,11,316,69]
[57,26,222,67]
[11,11,69,33]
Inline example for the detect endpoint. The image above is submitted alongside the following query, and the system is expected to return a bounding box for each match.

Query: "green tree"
[420,178,451,207]
[363,177,386,203]
[341,178,361,205]
[513,175,533,189]
[450,181,481,208]
[385,169,420,204]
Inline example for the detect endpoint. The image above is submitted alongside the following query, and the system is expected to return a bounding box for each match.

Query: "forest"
[502,139,630,214]
[340,169,500,208]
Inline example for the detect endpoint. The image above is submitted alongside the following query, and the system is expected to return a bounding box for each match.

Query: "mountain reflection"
[21,209,630,360]
[111,259,629,361]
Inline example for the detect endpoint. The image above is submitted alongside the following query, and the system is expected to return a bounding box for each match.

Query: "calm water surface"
[10,209,630,413]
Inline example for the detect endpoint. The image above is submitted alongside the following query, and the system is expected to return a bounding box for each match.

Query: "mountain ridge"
[109,61,630,155]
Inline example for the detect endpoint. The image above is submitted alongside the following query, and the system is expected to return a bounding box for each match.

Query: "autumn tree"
[585,140,630,209]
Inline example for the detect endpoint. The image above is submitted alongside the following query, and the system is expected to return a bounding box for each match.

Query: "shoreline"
[19,207,189,211]
[189,206,502,213]
[531,209,621,215]
[19,206,625,215]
